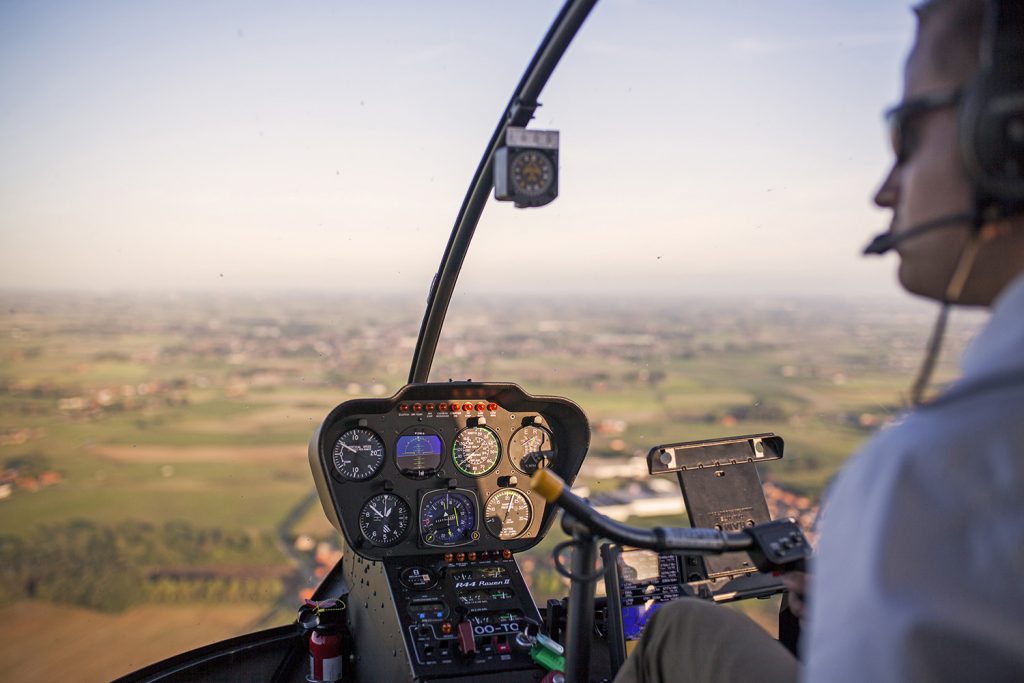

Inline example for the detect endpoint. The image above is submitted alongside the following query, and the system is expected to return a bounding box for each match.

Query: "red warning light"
[487,403,498,411]
[475,402,485,412]
[463,402,473,412]
[399,404,410,412]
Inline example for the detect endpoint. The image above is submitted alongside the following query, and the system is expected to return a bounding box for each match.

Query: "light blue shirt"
[804,274,1024,682]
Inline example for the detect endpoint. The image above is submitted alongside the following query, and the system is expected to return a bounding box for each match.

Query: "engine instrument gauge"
[484,489,534,540]
[395,426,443,478]
[420,490,478,547]
[331,428,385,481]
[509,424,557,474]
[452,426,501,477]
[358,493,411,547]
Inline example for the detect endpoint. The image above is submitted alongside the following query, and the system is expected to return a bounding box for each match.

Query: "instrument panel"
[309,382,590,560]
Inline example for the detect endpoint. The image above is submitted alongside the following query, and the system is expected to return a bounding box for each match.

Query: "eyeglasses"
[884,87,963,164]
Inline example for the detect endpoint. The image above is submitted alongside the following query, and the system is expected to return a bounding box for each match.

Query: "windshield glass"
[0,2,986,680]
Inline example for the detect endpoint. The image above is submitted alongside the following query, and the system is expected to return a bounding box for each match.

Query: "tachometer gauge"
[420,490,478,547]
[484,489,533,540]
[332,428,385,481]
[452,426,501,477]
[396,426,443,478]
[509,424,556,474]
[358,493,410,547]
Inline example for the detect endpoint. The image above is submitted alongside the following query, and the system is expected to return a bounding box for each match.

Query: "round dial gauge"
[358,493,410,547]
[484,489,534,540]
[510,150,555,197]
[331,428,385,481]
[395,426,443,478]
[453,426,501,477]
[420,490,478,547]
[509,424,557,474]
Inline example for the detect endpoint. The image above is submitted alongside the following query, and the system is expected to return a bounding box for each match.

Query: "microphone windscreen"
[863,232,896,255]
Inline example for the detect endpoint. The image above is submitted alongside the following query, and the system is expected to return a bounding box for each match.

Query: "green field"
[0,292,986,677]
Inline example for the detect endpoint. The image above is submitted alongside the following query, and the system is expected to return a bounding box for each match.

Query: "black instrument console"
[309,382,590,682]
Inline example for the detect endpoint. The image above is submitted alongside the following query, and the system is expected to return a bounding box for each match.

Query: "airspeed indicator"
[332,428,385,481]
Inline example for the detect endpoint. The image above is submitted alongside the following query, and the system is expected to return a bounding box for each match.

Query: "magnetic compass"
[509,149,555,198]
[494,127,559,208]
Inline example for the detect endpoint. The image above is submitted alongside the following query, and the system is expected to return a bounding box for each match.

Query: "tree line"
[0,519,284,612]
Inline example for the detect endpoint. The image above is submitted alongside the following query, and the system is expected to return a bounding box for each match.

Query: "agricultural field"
[0,291,986,680]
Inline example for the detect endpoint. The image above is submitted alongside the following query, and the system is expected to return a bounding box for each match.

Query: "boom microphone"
[863,212,975,255]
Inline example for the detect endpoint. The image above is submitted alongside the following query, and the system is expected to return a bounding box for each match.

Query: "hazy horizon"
[3,1,918,298]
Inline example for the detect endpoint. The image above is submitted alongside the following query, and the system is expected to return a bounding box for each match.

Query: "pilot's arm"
[802,405,1024,682]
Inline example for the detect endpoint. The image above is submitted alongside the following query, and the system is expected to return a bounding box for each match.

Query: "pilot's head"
[873,0,1024,306]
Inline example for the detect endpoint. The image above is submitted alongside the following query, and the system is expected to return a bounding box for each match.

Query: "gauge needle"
[340,442,357,454]
[370,503,383,518]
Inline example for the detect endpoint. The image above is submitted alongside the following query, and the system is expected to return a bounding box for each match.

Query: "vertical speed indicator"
[509,424,556,474]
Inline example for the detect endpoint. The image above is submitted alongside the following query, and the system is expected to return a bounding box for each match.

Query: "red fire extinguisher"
[308,629,344,682]
[299,598,348,683]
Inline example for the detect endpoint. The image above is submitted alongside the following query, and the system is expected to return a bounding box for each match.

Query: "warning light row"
[399,402,498,413]
[443,549,512,563]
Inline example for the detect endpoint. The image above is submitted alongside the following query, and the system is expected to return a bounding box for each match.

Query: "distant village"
[2,292,983,609]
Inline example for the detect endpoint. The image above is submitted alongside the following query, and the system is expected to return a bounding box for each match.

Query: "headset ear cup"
[959,72,1024,210]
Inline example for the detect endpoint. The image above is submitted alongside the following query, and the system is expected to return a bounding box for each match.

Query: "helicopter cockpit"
[110,0,838,680]
[308,382,590,681]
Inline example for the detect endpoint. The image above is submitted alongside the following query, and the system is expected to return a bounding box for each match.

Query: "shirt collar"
[960,271,1024,378]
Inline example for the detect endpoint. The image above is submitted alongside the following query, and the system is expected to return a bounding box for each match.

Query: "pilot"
[614,1,1024,681]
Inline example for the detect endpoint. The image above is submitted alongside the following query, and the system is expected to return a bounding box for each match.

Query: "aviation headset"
[959,0,1024,219]
[894,0,1024,406]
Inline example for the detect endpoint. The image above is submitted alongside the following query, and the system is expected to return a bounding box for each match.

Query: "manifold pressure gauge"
[494,127,559,208]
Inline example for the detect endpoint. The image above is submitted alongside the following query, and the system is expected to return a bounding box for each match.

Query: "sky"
[0,0,920,300]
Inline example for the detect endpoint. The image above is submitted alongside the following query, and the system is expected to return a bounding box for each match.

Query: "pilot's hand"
[780,570,811,621]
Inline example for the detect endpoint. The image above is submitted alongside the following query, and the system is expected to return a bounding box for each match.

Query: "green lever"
[529,633,565,673]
